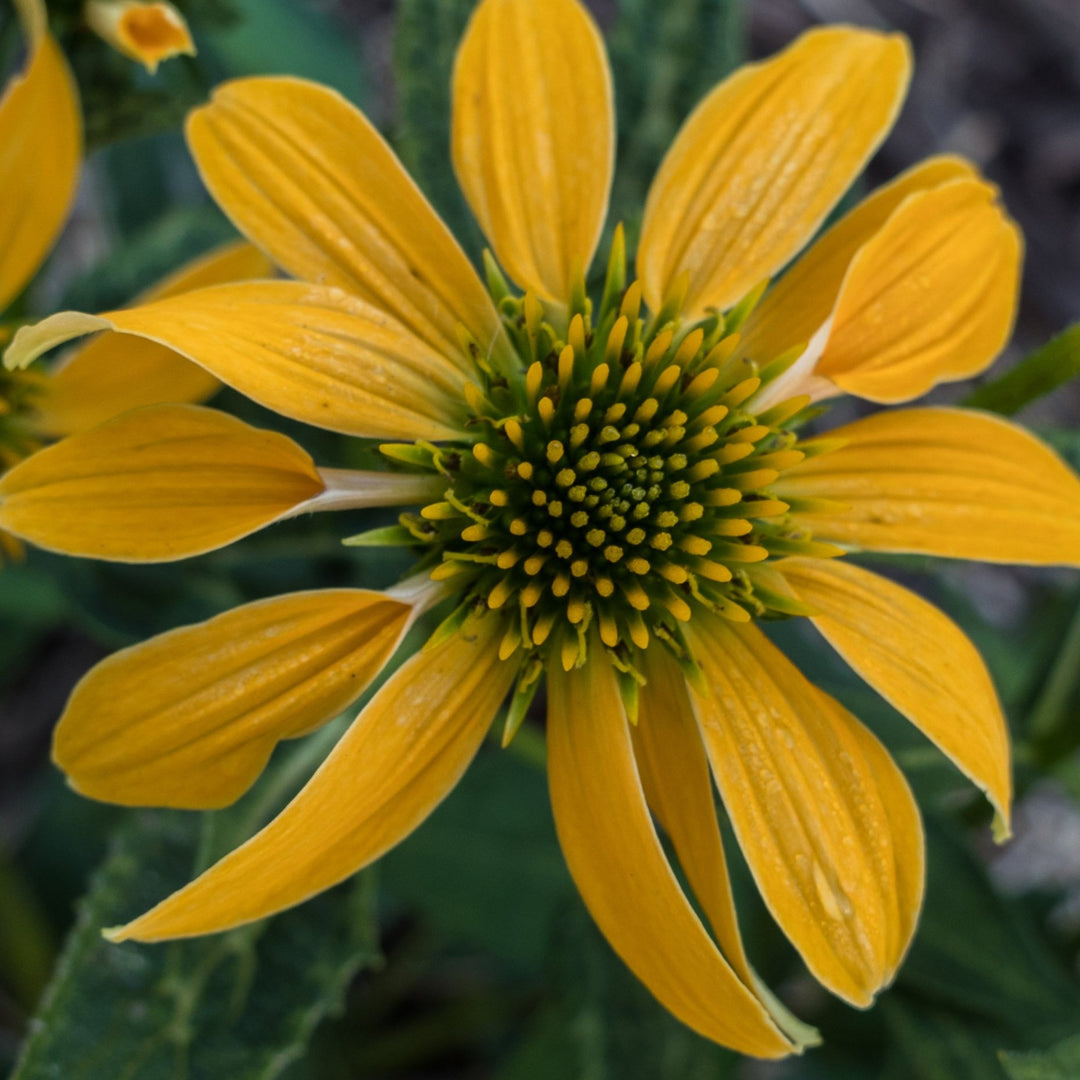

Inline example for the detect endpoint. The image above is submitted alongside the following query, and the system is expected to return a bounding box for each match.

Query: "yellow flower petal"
[7,282,469,441]
[740,155,976,368]
[37,241,272,438]
[815,180,1021,402]
[781,557,1012,839]
[451,0,614,302]
[636,26,911,318]
[185,76,507,369]
[632,647,819,1048]
[688,618,925,1007]
[84,1,195,74]
[107,616,516,942]
[547,647,796,1058]
[0,404,324,561]
[55,589,412,809]
[777,407,1080,565]
[0,25,82,313]
[633,648,753,978]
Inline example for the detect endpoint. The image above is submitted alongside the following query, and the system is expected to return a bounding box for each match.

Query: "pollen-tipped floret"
[371,233,842,688]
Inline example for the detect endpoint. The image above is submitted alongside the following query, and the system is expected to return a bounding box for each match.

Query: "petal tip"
[992,809,1013,845]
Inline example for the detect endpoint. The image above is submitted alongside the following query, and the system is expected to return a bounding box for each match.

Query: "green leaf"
[963,322,1080,416]
[497,902,738,1080]
[12,756,381,1078]
[897,817,1080,1043]
[380,746,572,968]
[1001,1034,1080,1080]
[392,0,484,258]
[607,0,745,248]
[881,998,1010,1080]
[206,0,366,104]
[60,206,236,311]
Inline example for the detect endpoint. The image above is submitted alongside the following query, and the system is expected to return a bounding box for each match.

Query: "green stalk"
[1027,601,1080,760]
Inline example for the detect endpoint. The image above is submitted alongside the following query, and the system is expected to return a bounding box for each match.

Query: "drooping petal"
[777,407,1080,565]
[0,16,82,313]
[632,647,819,1047]
[632,647,753,979]
[740,156,976,367]
[547,647,797,1058]
[636,26,911,318]
[451,0,614,302]
[0,404,325,561]
[107,615,516,942]
[185,76,507,369]
[6,281,469,441]
[37,241,272,437]
[84,1,196,74]
[814,180,1021,402]
[780,557,1011,838]
[55,589,413,809]
[688,618,925,1007]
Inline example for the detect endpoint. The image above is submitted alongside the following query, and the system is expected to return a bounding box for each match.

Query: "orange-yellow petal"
[0,17,82,313]
[6,282,469,441]
[84,1,195,74]
[740,156,976,369]
[451,0,614,302]
[780,557,1011,839]
[0,404,324,561]
[632,647,753,979]
[814,180,1021,402]
[632,646,818,1047]
[688,618,924,1007]
[107,615,516,942]
[547,646,796,1057]
[636,26,910,319]
[186,76,507,370]
[777,407,1080,565]
[36,241,272,438]
[55,589,412,809]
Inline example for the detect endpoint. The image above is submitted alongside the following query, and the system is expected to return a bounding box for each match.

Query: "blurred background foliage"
[1,0,1080,1076]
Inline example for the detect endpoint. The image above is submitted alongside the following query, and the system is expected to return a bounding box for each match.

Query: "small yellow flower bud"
[85,1,195,74]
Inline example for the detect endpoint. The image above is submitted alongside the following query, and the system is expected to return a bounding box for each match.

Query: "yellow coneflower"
[6,0,1079,1058]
